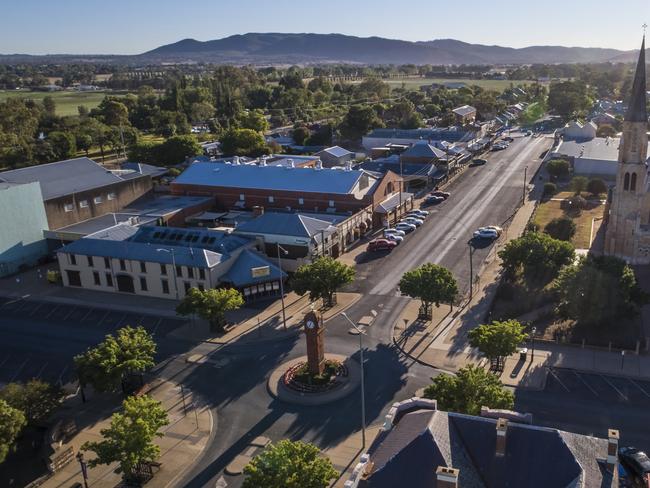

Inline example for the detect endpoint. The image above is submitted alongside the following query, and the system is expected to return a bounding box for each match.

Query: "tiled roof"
[173,162,367,195]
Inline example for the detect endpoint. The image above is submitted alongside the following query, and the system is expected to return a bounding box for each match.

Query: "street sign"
[251,266,271,278]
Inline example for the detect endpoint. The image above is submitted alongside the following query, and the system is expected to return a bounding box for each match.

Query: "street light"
[340,312,367,449]
[523,165,528,203]
[276,243,289,331]
[156,248,179,300]
[468,239,475,301]
[530,326,537,361]
[76,451,89,488]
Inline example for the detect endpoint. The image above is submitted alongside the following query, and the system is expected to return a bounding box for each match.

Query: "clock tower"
[304,310,325,375]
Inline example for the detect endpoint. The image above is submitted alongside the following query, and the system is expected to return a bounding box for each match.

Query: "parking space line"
[63,306,77,321]
[134,315,145,326]
[151,318,162,336]
[35,362,49,379]
[57,365,69,386]
[114,313,128,329]
[97,310,111,326]
[599,374,628,401]
[80,308,93,322]
[9,356,31,382]
[29,302,45,316]
[0,354,11,368]
[628,378,650,398]
[571,370,599,397]
[18,300,34,313]
[548,368,570,392]
[44,305,60,319]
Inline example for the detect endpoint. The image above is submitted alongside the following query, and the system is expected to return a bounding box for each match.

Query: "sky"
[2,0,649,55]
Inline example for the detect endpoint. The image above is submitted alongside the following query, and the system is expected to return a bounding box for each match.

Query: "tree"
[48,131,77,160]
[597,124,617,137]
[423,365,514,416]
[238,109,269,132]
[97,98,130,126]
[543,182,557,197]
[0,380,63,425]
[292,257,355,307]
[398,263,458,318]
[82,395,169,482]
[176,287,244,332]
[0,399,25,464]
[339,105,384,141]
[468,320,528,371]
[587,178,607,196]
[546,159,570,180]
[547,80,591,119]
[42,96,56,116]
[544,216,577,241]
[76,133,93,156]
[498,232,575,285]
[220,128,269,157]
[292,126,311,146]
[553,254,647,326]
[243,439,337,488]
[74,326,156,394]
[158,134,202,165]
[570,176,588,195]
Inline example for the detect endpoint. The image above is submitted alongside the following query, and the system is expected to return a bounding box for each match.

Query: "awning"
[374,192,414,214]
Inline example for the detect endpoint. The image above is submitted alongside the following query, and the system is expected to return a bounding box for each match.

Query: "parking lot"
[547,367,650,404]
[0,297,188,387]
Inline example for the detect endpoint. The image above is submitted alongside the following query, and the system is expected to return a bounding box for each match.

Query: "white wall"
[572,158,617,177]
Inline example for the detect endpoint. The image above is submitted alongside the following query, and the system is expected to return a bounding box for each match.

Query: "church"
[604,36,650,263]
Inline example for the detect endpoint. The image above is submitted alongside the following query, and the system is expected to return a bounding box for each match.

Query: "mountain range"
[0,33,643,65]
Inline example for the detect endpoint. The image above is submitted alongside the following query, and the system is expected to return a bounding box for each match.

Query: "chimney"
[287,158,294,168]
[436,466,459,488]
[606,429,619,472]
[315,160,323,170]
[496,418,508,456]
[252,206,264,218]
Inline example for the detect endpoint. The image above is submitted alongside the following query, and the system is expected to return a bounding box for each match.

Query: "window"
[161,279,169,294]
[140,261,146,273]
[176,266,182,278]
[93,271,100,286]
[119,259,126,271]
[268,196,274,203]
[624,172,630,191]
[70,254,77,265]
[79,200,89,208]
[64,203,74,212]
[188,267,195,279]
[239,194,245,201]
[198,268,205,280]
[184,282,191,294]
[94,196,103,204]
[298,198,304,205]
[106,273,113,287]
[104,257,110,269]
[140,277,148,291]
[198,284,205,292]
[329,200,335,207]
[87,256,94,267]
[107,192,117,201]
[160,263,167,275]
[631,173,637,192]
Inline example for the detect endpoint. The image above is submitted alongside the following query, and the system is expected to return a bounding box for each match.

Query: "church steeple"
[625,36,647,123]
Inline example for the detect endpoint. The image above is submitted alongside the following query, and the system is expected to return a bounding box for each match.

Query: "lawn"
[381,77,517,91]
[518,101,546,125]
[0,89,128,116]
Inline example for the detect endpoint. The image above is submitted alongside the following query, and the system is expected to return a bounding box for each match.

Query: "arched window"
[631,173,637,191]
[624,172,630,190]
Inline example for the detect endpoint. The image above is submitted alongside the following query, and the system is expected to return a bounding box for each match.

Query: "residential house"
[315,146,355,168]
[452,105,477,125]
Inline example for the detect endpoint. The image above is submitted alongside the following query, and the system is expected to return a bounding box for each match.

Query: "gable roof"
[317,146,354,158]
[0,157,128,200]
[452,105,477,117]
[221,249,286,287]
[234,212,338,239]
[401,142,446,160]
[173,162,369,195]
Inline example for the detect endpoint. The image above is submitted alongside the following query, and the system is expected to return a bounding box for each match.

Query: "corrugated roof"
[130,226,252,254]
[173,162,367,195]
[235,212,338,238]
[452,105,477,117]
[318,146,354,158]
[221,249,286,287]
[555,137,626,161]
[365,128,475,143]
[401,142,446,159]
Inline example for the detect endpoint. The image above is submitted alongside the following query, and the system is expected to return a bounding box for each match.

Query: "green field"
[380,77,518,91]
[0,90,128,116]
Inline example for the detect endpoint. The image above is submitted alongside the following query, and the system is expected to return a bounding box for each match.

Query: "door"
[116,274,135,293]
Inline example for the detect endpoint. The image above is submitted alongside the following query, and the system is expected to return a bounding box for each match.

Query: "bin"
[519,348,528,361]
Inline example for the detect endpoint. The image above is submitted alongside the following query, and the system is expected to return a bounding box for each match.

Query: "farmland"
[0,89,128,116]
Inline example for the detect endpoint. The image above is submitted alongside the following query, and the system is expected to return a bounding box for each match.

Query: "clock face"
[306,320,316,330]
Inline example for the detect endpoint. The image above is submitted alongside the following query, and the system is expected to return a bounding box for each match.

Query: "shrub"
[570,176,588,195]
[544,217,577,241]
[543,182,557,197]
[587,178,607,196]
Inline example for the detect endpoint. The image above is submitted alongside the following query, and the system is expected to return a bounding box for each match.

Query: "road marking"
[571,370,598,397]
[9,356,30,382]
[0,354,11,369]
[114,313,128,328]
[134,315,145,326]
[57,365,69,386]
[17,300,34,313]
[44,305,59,319]
[628,378,650,398]
[152,318,162,336]
[599,374,628,401]
[547,368,570,392]
[29,302,45,316]
[97,310,111,326]
[35,362,48,379]
[62,306,76,321]
[80,308,93,322]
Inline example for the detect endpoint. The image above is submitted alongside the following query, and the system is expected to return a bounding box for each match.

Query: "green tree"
[292,257,355,308]
[75,133,93,156]
[157,134,202,165]
[547,80,591,119]
[597,124,617,137]
[74,326,156,394]
[498,232,575,285]
[546,159,570,180]
[468,320,528,370]
[570,176,588,195]
[398,263,458,318]
[220,128,269,157]
[587,178,607,196]
[176,287,244,332]
[48,131,77,160]
[544,216,577,241]
[0,399,25,464]
[243,440,337,488]
[543,182,557,197]
[0,380,63,425]
[238,109,269,132]
[423,365,514,415]
[339,105,384,141]
[82,395,169,482]
[97,98,130,126]
[42,96,56,116]
[292,126,311,145]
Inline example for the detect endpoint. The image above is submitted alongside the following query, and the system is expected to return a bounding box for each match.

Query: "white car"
[384,233,404,243]
[384,228,406,237]
[484,225,503,236]
[395,222,416,233]
[473,228,499,239]
[402,217,424,227]
[407,210,429,218]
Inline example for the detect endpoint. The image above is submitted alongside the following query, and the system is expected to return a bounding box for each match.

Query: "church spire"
[625,35,647,123]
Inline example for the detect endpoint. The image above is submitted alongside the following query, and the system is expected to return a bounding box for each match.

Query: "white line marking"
[571,370,599,397]
[548,368,570,392]
[152,318,162,336]
[80,308,93,322]
[29,303,45,316]
[97,310,111,326]
[44,305,59,319]
[599,374,628,401]
[0,355,11,369]
[134,315,145,326]
[57,365,69,386]
[35,362,48,379]
[9,357,30,382]
[629,378,650,398]
[114,313,128,328]
[62,306,76,321]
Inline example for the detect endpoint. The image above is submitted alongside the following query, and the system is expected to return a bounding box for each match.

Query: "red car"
[367,239,398,252]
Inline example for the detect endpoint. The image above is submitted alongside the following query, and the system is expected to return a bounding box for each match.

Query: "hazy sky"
[3,0,649,54]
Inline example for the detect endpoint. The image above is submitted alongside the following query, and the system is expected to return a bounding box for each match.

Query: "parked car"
[471,158,488,166]
[407,209,429,218]
[367,238,398,252]
[395,222,417,233]
[473,228,499,239]
[384,228,406,237]
[384,233,404,243]
[431,191,450,199]
[491,145,506,152]
[503,136,514,142]
[619,447,650,481]
[525,130,533,136]
[402,216,424,227]
[425,195,445,204]
[484,225,503,236]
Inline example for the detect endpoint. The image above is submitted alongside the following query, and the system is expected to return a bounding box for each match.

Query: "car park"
[402,216,424,227]
[395,222,416,233]
[471,158,488,166]
[384,228,405,237]
[384,233,403,243]
[431,191,450,199]
[367,238,398,252]
[473,228,499,239]
[425,195,445,204]
[618,447,650,482]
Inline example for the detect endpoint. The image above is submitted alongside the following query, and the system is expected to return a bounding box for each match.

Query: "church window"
[624,173,630,191]
[631,173,637,191]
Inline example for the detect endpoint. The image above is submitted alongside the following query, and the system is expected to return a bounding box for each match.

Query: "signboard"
[251,266,271,278]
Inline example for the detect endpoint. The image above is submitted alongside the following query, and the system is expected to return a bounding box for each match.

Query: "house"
[452,105,477,125]
[399,141,446,165]
[0,157,156,229]
[345,398,618,488]
[551,137,626,177]
[560,120,597,140]
[315,146,355,168]
[57,223,285,302]
[0,182,49,277]
[362,127,484,151]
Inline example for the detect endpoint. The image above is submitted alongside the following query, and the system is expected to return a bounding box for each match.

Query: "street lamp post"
[340,312,366,449]
[468,240,475,301]
[523,165,528,203]
[76,452,89,488]
[276,243,288,330]
[531,326,537,361]
[156,248,179,300]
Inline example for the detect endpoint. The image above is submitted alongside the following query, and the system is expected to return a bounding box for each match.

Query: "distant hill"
[0,33,643,66]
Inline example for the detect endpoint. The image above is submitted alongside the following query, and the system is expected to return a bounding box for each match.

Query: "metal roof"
[401,142,446,159]
[173,162,368,195]
[317,146,354,158]
[235,212,341,239]
[452,105,477,117]
[365,127,475,143]
[221,249,286,287]
[555,137,624,161]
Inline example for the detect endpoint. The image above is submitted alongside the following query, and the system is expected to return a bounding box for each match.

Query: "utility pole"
[468,240,474,301]
[276,243,288,330]
[523,165,528,203]
[76,452,89,488]
[341,312,366,449]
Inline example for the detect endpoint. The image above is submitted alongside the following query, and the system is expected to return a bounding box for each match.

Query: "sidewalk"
[41,379,212,488]
[325,425,382,488]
